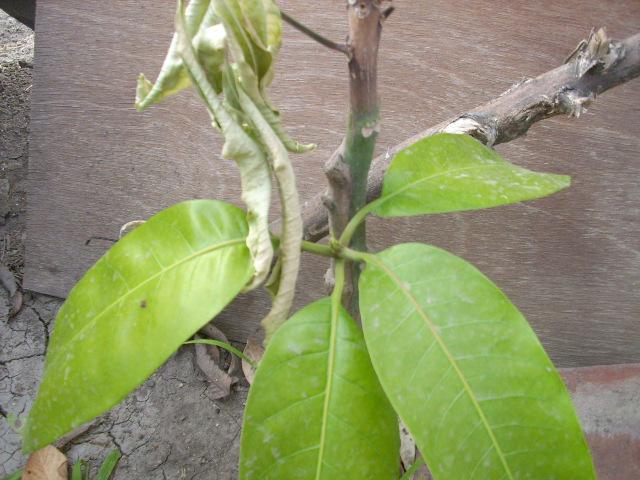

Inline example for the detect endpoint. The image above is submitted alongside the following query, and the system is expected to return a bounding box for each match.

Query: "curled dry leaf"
[241,335,264,384]
[118,220,146,238]
[23,445,68,480]
[194,323,238,399]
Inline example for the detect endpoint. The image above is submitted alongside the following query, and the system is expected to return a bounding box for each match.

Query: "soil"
[0,11,248,479]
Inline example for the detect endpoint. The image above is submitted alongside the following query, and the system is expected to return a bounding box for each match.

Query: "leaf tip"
[134,73,153,111]
[290,142,316,154]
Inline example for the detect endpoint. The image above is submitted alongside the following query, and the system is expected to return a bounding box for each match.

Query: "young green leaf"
[71,460,86,480]
[95,449,121,480]
[359,243,595,479]
[372,133,570,217]
[23,200,253,453]
[239,298,399,479]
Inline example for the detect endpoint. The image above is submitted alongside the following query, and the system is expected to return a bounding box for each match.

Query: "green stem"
[343,111,380,252]
[184,339,256,367]
[339,246,373,264]
[300,240,336,258]
[338,198,382,247]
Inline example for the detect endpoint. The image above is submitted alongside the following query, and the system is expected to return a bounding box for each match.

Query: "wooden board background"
[25,0,640,367]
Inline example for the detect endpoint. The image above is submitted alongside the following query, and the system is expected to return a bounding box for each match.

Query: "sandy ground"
[0,11,248,479]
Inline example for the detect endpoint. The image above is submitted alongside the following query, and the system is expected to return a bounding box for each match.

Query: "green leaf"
[373,133,570,217]
[239,298,400,479]
[23,200,253,452]
[71,460,86,480]
[95,449,122,480]
[359,243,595,479]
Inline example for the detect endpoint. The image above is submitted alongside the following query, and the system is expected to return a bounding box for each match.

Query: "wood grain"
[25,0,640,366]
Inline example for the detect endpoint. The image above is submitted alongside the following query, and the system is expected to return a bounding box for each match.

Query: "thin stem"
[339,246,372,264]
[184,339,256,367]
[338,199,381,247]
[281,11,349,56]
[300,240,336,258]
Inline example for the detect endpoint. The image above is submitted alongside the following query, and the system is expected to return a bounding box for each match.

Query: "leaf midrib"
[45,237,246,371]
[367,254,515,480]
[314,292,340,479]
[376,163,518,212]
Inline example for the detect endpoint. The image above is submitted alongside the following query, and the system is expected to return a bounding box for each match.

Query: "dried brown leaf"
[241,335,264,385]
[23,445,68,480]
[194,324,238,399]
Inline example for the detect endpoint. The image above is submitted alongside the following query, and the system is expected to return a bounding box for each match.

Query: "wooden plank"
[25,0,640,366]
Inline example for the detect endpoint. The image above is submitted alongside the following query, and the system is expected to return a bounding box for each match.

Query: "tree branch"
[303,29,640,242]
[281,11,349,56]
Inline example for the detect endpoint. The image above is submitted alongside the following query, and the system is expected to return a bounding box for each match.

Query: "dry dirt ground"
[0,11,249,479]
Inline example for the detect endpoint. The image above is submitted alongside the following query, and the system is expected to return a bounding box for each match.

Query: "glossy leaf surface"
[239,298,399,479]
[24,200,253,452]
[373,133,570,217]
[359,243,595,479]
